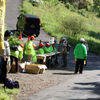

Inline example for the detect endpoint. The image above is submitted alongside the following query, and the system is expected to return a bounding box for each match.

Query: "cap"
[80,38,86,42]
[4,30,13,37]
[46,43,51,46]
[39,43,45,47]
[30,36,35,40]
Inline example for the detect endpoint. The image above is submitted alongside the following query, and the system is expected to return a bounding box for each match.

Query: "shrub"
[78,9,87,17]
[65,2,76,12]
[60,16,87,35]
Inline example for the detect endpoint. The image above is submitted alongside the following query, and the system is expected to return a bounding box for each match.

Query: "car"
[16,13,41,37]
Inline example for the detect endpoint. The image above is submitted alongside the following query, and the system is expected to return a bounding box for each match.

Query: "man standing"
[59,36,71,67]
[0,30,12,83]
[74,38,87,74]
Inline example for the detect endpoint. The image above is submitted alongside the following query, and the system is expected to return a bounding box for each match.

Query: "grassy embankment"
[0,84,18,100]
[20,0,100,54]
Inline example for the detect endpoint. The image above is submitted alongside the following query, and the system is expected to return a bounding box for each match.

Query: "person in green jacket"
[74,38,87,74]
[10,44,23,73]
[44,43,53,53]
[37,43,45,54]
[24,36,37,63]
[37,42,45,64]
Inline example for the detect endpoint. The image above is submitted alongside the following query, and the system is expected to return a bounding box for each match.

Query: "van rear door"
[24,15,40,36]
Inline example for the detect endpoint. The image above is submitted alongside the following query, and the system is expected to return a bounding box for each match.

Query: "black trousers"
[0,57,8,83]
[10,56,19,72]
[75,59,84,74]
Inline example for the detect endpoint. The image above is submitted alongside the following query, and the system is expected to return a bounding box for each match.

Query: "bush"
[60,16,87,35]
[78,9,87,17]
[65,2,76,12]
[87,5,94,12]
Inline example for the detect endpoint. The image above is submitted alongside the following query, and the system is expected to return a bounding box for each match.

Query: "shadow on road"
[70,98,100,100]
[53,72,74,75]
[85,53,100,70]
[72,81,100,98]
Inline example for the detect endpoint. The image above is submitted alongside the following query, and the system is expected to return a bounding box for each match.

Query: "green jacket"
[18,46,23,60]
[25,40,37,62]
[10,46,23,60]
[37,48,44,54]
[74,43,87,59]
[24,40,34,55]
[44,46,53,53]
[11,50,19,58]
[32,49,37,63]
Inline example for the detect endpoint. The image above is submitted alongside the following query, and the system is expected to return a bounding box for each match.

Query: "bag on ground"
[4,78,19,89]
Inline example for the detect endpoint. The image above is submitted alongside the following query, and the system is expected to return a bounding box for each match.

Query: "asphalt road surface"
[18,51,100,100]
[5,0,22,30]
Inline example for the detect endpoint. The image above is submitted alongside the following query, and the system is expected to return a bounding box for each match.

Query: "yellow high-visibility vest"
[0,0,6,50]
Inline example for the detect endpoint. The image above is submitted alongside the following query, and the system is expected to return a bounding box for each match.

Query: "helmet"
[39,43,45,47]
[30,36,35,40]
[20,44,24,50]
[80,38,86,42]
[4,30,13,37]
[46,43,51,46]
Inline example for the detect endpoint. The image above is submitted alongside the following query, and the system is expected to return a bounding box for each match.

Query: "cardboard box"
[25,64,47,74]
[10,63,22,73]
[39,69,45,74]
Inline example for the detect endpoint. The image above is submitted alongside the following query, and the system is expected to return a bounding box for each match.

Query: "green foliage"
[78,9,87,16]
[0,85,18,100]
[60,16,87,35]
[21,0,100,54]
[91,0,100,17]
[43,0,59,7]
[93,0,100,5]
[87,5,94,12]
[65,2,76,12]
[86,0,93,5]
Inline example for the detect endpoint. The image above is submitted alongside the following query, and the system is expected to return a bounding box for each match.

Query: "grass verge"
[0,84,18,100]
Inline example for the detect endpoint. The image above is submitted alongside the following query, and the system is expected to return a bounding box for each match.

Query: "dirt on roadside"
[8,68,74,98]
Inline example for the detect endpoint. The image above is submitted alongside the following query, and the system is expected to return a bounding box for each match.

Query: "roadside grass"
[20,0,100,54]
[0,84,18,100]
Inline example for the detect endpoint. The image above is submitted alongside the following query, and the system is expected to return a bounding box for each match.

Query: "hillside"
[20,0,100,54]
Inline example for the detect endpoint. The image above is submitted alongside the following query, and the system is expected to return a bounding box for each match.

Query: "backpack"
[10,45,18,51]
[4,78,19,89]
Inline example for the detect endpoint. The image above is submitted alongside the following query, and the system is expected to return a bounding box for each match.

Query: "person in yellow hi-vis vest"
[24,36,37,63]
[10,44,23,73]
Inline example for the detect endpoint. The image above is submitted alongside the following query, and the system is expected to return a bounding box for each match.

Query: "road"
[19,52,100,100]
[5,0,22,30]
